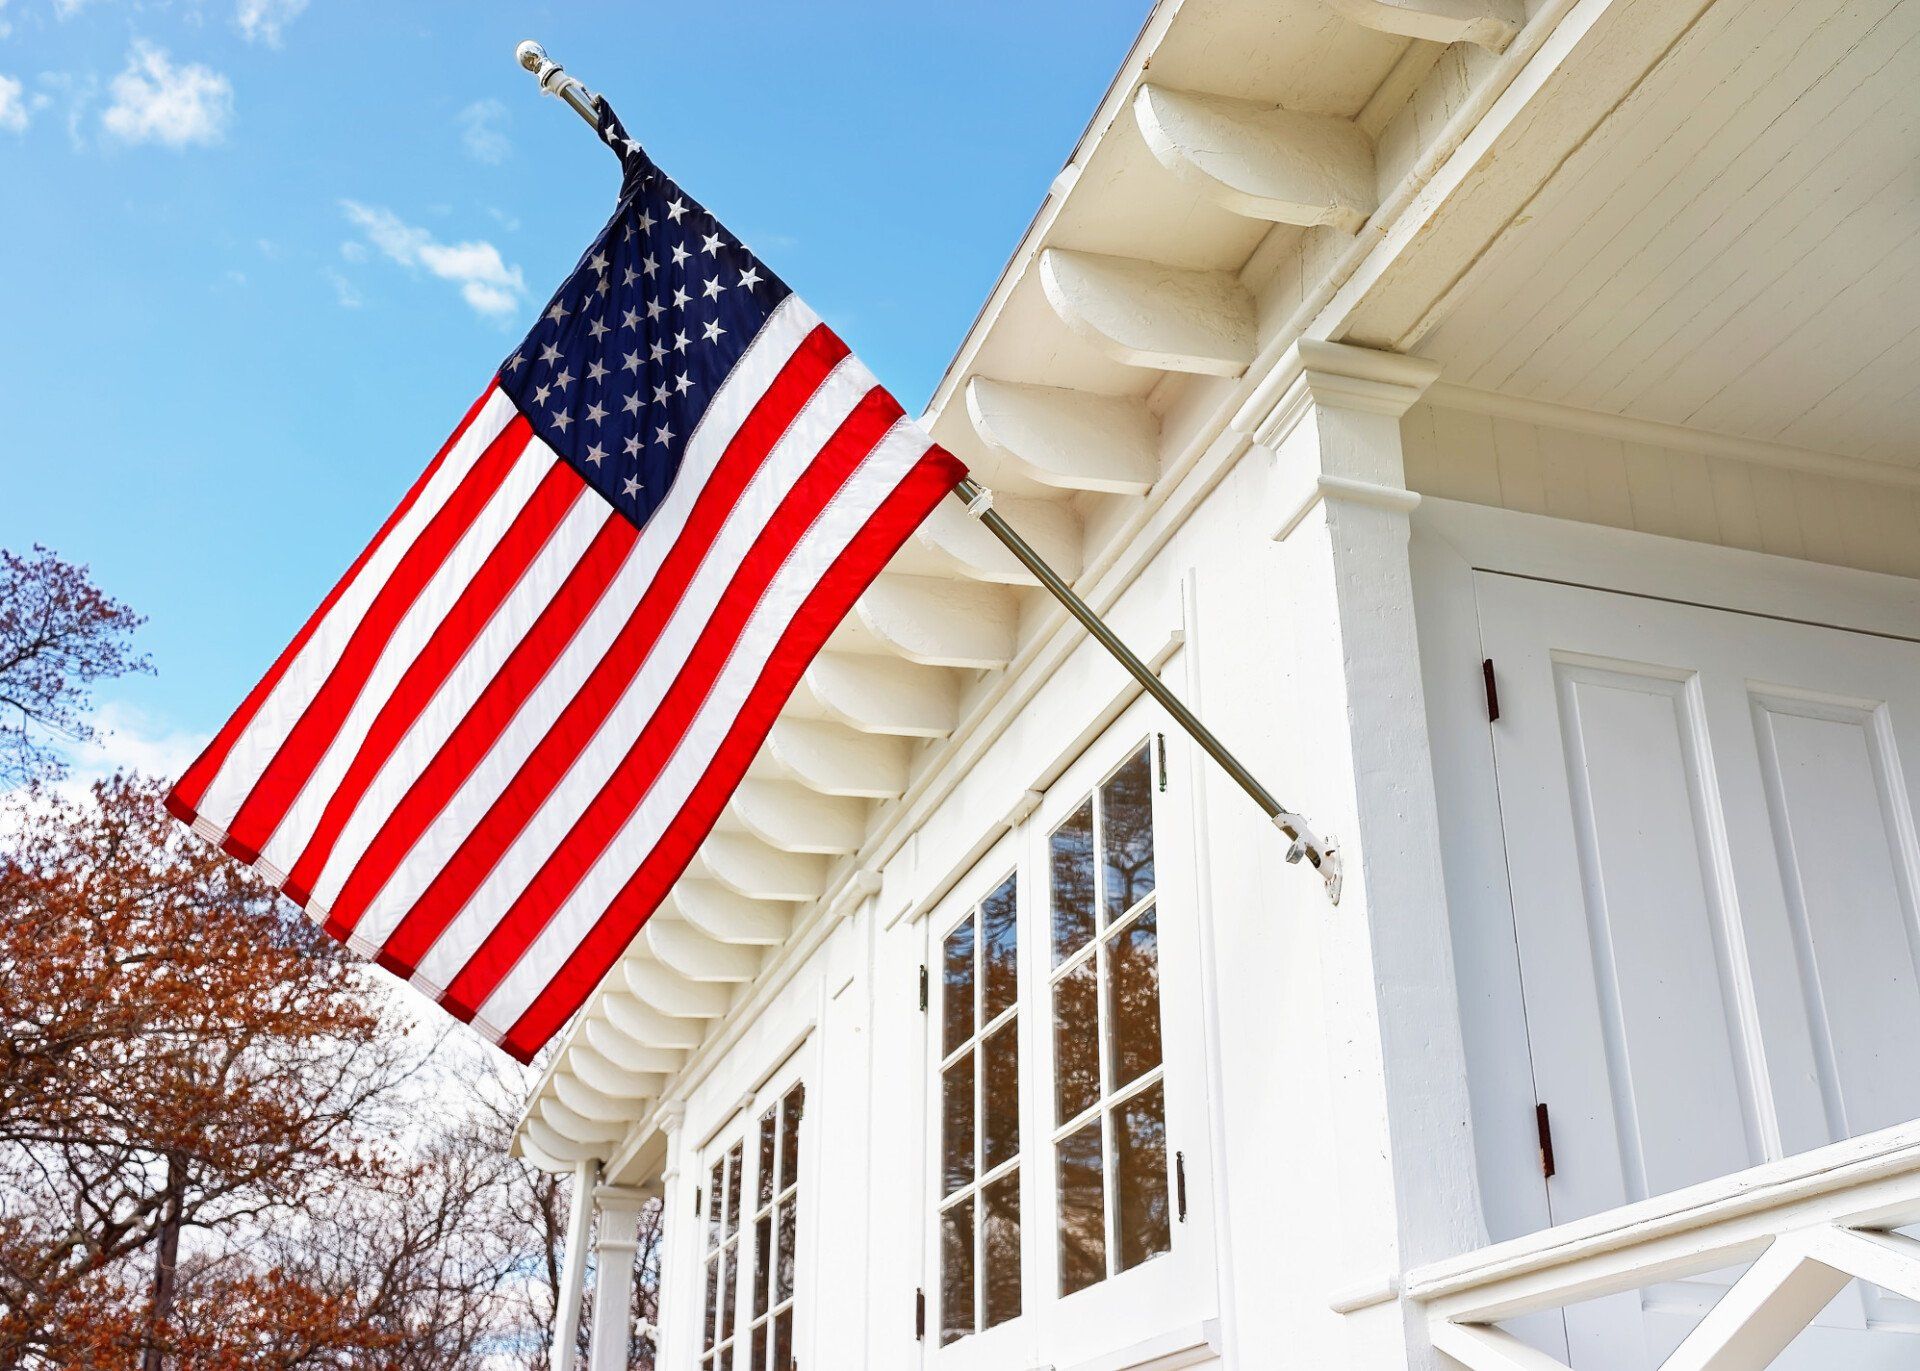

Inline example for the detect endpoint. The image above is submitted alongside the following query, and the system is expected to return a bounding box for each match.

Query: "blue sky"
[0,0,1145,771]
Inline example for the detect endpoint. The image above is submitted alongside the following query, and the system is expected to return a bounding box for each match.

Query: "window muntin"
[702,1080,806,1371]
[1047,743,1171,1296]
[937,872,1023,1345]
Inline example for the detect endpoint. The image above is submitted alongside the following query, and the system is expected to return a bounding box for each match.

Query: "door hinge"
[1482,658,1501,722]
[692,1185,702,1219]
[914,1287,926,1341]
[1175,1150,1188,1223]
[1156,732,1168,791]
[1535,1102,1556,1180]
[917,964,928,1013]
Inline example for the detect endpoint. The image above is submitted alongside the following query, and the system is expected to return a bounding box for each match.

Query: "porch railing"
[1406,1119,1920,1370]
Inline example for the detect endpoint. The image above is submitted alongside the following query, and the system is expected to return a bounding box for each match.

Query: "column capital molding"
[655,1100,688,1132]
[1255,339,1442,444]
[592,1182,654,1213]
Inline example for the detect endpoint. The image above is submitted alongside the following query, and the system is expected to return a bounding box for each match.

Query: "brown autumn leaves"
[0,547,656,1369]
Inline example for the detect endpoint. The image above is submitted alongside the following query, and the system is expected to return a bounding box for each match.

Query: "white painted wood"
[524,1117,606,1165]
[766,718,912,799]
[645,913,763,984]
[730,779,868,854]
[804,652,957,739]
[555,1070,644,1126]
[571,1040,674,1096]
[602,989,708,1051]
[915,490,1083,586]
[1474,573,1920,1361]
[588,1185,651,1371]
[1661,1234,1850,1371]
[1135,84,1377,232]
[622,953,732,1020]
[1429,1322,1573,1371]
[666,880,792,947]
[539,1095,628,1145]
[548,1159,597,1371]
[698,831,829,903]
[965,378,1159,496]
[1039,248,1256,377]
[855,574,1017,670]
[1326,0,1520,49]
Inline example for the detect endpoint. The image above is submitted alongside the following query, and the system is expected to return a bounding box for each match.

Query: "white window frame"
[694,1049,811,1371]
[923,694,1217,1370]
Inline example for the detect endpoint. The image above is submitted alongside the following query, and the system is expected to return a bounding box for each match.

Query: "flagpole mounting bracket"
[515,40,601,128]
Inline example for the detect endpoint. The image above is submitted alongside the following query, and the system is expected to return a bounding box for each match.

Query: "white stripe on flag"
[470,418,930,1036]
[405,355,876,991]
[192,389,520,829]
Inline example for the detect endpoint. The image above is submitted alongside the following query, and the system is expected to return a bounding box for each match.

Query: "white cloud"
[340,200,526,320]
[0,0,12,41]
[324,266,362,308]
[338,239,368,263]
[58,701,208,795]
[457,98,509,164]
[236,0,307,47]
[101,42,232,148]
[51,0,97,17]
[0,75,25,133]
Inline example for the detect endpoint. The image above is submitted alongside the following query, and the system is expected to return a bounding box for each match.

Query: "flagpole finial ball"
[515,40,548,74]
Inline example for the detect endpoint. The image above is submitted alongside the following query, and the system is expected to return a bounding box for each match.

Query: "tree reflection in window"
[1047,743,1171,1296]
[937,873,1022,1345]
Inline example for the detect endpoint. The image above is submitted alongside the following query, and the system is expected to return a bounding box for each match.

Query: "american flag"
[167,101,966,1061]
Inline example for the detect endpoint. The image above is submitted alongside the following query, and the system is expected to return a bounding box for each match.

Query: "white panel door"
[1476,571,1920,1368]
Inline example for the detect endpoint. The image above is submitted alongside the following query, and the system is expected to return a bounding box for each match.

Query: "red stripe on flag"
[217,415,535,865]
[494,445,968,1059]
[279,460,589,907]
[167,385,499,823]
[432,388,907,1014]
[326,325,848,939]
[320,513,638,940]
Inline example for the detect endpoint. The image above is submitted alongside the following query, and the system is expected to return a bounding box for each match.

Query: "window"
[926,702,1208,1368]
[1046,744,1170,1295]
[937,873,1022,1344]
[701,1077,807,1371]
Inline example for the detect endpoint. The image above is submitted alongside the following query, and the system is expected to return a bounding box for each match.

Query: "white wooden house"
[511,0,1920,1366]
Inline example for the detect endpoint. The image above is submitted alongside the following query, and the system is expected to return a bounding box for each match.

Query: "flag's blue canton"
[497,101,794,529]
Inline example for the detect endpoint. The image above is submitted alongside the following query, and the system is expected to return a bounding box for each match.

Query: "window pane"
[1114,1082,1172,1274]
[757,1108,777,1208]
[943,913,976,1055]
[1101,746,1156,923]
[751,1324,767,1371]
[780,1084,805,1191]
[720,1243,738,1344]
[982,1017,1019,1172]
[982,1170,1022,1330]
[703,1255,720,1350]
[707,1160,725,1247]
[1049,800,1096,964]
[774,1308,793,1371]
[1057,1119,1107,1295]
[942,1054,975,1195]
[981,874,1018,1022]
[940,1197,975,1346]
[1052,957,1100,1124]
[725,1144,743,1236]
[753,1213,771,1318]
[775,1198,796,1304]
[1105,903,1162,1090]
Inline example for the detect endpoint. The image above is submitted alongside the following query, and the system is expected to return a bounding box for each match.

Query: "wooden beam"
[566,1046,660,1100]
[1807,1227,1920,1304]
[855,574,1017,670]
[730,778,868,853]
[554,1070,647,1125]
[1039,247,1255,377]
[698,831,829,902]
[580,1020,687,1078]
[666,880,792,947]
[539,1095,628,1144]
[1326,0,1520,50]
[766,718,912,799]
[1135,84,1377,232]
[913,491,1082,585]
[602,989,707,1050]
[645,912,764,984]
[621,953,732,1019]
[524,1118,606,1165]
[804,652,956,738]
[965,378,1158,496]
[1659,1233,1850,1371]
[1427,1322,1569,1371]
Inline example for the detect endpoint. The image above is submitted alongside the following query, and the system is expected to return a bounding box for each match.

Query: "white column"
[550,1158,598,1371]
[650,1104,691,1370]
[1259,340,1486,1366]
[587,1183,653,1371]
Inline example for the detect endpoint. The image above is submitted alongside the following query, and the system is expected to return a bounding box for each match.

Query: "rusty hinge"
[914,1287,926,1341]
[917,964,928,1013]
[1483,658,1501,723]
[1156,732,1168,791]
[1175,1150,1188,1223]
[1536,1102,1556,1179]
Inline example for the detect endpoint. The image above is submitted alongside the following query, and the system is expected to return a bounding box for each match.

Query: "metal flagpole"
[512,42,1342,903]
